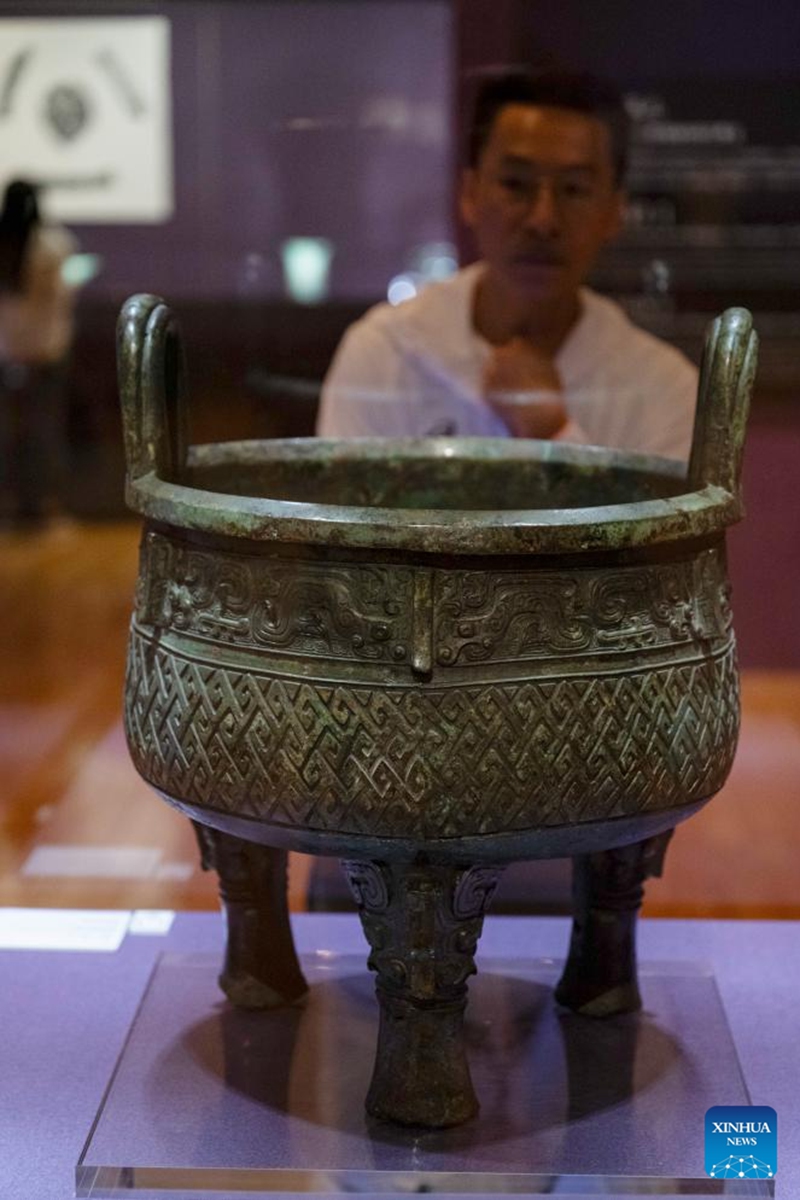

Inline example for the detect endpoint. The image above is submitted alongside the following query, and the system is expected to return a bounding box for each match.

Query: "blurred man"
[317,67,696,459]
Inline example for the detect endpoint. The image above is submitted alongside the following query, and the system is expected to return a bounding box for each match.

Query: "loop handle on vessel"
[117,293,188,483]
[689,307,758,498]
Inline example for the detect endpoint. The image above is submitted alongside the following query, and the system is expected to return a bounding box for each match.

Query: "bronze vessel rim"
[125,435,739,556]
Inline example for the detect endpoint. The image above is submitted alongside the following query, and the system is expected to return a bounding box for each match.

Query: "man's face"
[461,103,625,304]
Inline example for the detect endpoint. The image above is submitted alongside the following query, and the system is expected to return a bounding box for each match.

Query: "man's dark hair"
[467,67,630,184]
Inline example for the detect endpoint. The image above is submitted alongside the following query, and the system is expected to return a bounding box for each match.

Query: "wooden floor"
[1,519,798,919]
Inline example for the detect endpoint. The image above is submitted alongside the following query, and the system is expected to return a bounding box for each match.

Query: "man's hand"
[483,337,568,439]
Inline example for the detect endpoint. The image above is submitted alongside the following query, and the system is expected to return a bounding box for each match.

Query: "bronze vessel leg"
[555,830,674,1017]
[342,860,503,1128]
[193,824,308,1009]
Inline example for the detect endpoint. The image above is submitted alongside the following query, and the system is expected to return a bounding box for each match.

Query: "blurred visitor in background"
[0,179,78,527]
[317,67,697,461]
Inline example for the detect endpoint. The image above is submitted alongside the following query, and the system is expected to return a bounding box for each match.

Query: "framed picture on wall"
[0,16,173,223]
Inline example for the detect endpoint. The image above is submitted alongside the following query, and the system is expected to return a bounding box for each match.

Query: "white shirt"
[317,263,698,461]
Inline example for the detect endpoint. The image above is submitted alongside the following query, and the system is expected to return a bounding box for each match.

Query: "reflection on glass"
[412,239,457,281]
[280,236,334,304]
[386,241,457,305]
[386,273,417,305]
[61,252,101,285]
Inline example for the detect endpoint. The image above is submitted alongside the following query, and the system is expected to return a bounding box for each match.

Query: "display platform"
[76,952,767,1198]
[0,913,796,1200]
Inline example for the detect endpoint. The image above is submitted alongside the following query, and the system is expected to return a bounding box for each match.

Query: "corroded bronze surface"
[133,531,731,664]
[342,860,503,1126]
[124,553,738,842]
[119,293,756,1127]
[193,824,308,1009]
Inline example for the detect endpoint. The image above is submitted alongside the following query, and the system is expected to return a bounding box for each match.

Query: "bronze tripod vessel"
[120,296,756,1128]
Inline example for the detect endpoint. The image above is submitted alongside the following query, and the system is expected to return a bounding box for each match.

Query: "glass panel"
[77,953,771,1198]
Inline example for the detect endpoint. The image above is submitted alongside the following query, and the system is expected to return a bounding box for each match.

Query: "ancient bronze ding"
[119,295,756,1128]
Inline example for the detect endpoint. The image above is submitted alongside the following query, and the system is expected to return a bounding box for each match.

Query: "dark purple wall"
[44,0,455,303]
[513,0,800,80]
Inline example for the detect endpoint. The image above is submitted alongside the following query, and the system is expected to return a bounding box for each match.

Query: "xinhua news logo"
[705,1106,777,1180]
